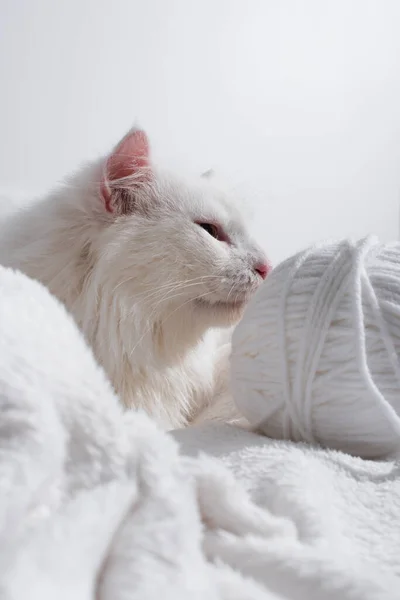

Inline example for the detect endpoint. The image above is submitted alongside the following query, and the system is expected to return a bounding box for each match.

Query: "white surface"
[174,424,400,599]
[2,262,400,599]
[1,1,400,261]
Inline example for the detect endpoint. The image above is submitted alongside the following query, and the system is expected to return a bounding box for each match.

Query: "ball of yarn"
[231,236,400,458]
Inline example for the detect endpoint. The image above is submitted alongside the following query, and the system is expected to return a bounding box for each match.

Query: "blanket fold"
[0,265,399,599]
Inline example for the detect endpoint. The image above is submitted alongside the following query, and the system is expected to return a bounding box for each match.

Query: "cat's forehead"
[160,172,245,228]
[189,186,240,220]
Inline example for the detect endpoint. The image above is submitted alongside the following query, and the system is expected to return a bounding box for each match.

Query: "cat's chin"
[193,297,246,325]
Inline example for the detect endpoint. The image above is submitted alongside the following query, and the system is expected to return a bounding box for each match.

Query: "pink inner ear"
[107,129,150,181]
[101,128,150,213]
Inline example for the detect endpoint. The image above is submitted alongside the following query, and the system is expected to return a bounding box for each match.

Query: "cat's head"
[85,128,270,329]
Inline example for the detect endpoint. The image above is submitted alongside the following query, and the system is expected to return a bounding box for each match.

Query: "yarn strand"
[232,236,400,458]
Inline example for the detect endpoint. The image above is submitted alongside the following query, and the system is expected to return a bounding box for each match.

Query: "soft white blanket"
[0,265,399,599]
[175,425,400,598]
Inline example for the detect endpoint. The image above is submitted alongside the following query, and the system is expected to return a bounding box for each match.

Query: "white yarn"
[231,236,400,458]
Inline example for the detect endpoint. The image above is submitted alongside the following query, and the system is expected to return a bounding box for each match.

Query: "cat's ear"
[100,128,151,215]
[201,169,215,179]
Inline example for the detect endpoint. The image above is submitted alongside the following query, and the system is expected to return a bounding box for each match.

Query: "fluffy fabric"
[1,265,399,599]
[175,424,400,599]
[0,265,285,600]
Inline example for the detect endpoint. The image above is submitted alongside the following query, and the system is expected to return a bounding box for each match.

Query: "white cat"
[0,128,269,429]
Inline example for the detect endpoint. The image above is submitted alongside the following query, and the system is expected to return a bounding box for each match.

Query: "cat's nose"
[254,261,270,280]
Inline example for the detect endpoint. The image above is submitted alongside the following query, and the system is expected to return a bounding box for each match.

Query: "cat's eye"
[197,222,221,240]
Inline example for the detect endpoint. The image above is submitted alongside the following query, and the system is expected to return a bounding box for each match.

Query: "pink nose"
[254,262,270,280]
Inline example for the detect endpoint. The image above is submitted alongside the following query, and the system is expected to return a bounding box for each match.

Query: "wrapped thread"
[231,237,400,458]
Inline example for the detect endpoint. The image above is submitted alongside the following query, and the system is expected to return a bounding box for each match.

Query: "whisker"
[112,274,221,296]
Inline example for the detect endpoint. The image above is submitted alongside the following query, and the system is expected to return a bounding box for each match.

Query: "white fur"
[0,133,266,429]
